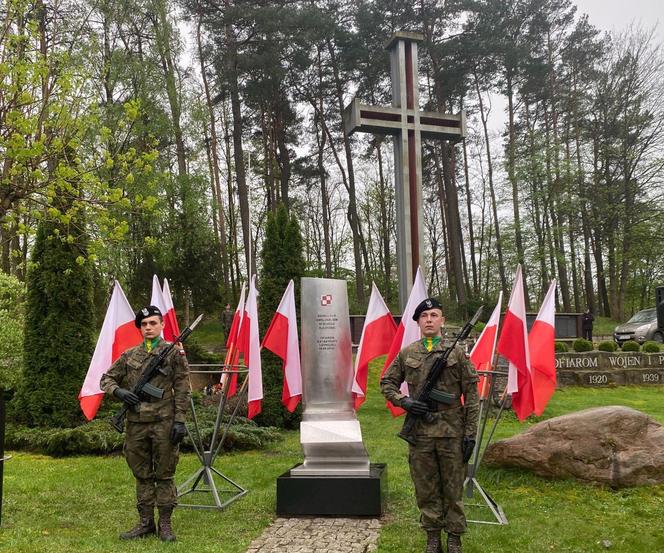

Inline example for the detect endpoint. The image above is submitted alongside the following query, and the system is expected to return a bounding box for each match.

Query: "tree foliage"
[0,273,25,390]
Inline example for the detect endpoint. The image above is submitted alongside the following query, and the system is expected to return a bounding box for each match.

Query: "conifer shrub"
[5,409,281,456]
[5,420,123,456]
[554,341,569,353]
[184,338,222,364]
[572,338,593,352]
[597,341,617,352]
[642,341,661,353]
[10,220,95,428]
[181,403,281,452]
[621,340,640,352]
[256,203,304,429]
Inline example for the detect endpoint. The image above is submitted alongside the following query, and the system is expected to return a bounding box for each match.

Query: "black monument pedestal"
[276,463,386,516]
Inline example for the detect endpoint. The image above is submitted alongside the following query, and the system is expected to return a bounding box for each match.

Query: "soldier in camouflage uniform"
[381,298,479,553]
[101,305,190,542]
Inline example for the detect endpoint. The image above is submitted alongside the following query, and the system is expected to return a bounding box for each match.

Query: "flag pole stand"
[177,366,249,510]
[464,368,509,525]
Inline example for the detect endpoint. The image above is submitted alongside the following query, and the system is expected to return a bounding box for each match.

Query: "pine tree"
[10,220,95,427]
[256,203,304,429]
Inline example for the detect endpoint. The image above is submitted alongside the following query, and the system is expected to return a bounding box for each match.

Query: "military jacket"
[380,339,480,438]
[100,340,190,424]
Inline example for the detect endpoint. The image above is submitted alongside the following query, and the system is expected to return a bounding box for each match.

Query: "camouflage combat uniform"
[380,339,479,535]
[101,339,190,510]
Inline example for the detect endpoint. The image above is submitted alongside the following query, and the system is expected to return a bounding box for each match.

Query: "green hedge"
[621,340,640,352]
[6,403,282,457]
[573,339,593,352]
[597,341,617,352]
[5,420,124,456]
[554,341,569,352]
[642,341,661,353]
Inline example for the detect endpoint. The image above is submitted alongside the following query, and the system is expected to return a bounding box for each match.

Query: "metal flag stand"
[464,367,510,525]
[177,364,250,510]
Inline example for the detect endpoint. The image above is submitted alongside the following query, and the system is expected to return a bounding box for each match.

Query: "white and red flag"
[161,278,181,341]
[222,283,246,398]
[226,283,246,350]
[496,265,534,421]
[262,280,302,412]
[150,274,168,338]
[381,267,428,417]
[530,280,557,416]
[352,283,397,410]
[238,275,262,419]
[78,281,142,420]
[470,292,503,399]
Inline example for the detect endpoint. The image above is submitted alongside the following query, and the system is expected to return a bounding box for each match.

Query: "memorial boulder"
[483,406,664,487]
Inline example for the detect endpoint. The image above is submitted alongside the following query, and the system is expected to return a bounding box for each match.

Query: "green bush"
[621,340,640,352]
[184,338,222,364]
[5,420,124,456]
[0,273,25,390]
[573,338,593,352]
[642,341,661,353]
[10,220,95,427]
[183,398,282,451]
[257,203,304,429]
[597,341,617,352]
[554,341,569,352]
[5,401,282,456]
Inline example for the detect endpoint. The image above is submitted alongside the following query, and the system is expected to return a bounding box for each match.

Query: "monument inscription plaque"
[293,277,370,476]
[276,277,385,515]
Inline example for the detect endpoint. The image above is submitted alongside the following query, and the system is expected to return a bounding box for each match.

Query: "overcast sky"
[574,0,662,39]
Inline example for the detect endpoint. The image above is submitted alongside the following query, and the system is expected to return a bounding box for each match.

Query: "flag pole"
[247,151,253,277]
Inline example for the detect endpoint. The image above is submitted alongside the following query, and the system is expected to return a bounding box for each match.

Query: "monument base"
[276,463,386,516]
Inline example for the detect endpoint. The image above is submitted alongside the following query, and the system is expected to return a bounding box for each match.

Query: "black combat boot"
[425,530,443,553]
[158,506,177,542]
[119,505,156,539]
[447,533,462,553]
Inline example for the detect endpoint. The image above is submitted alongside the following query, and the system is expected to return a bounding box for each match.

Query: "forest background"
[2,0,664,363]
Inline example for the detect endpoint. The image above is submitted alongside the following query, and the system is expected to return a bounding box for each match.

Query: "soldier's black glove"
[114,388,140,406]
[462,436,476,464]
[401,397,430,416]
[170,421,187,444]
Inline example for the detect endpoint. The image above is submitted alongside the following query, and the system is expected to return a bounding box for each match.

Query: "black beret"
[135,305,163,328]
[412,298,443,321]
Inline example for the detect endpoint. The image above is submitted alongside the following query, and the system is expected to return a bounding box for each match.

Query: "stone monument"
[276,277,385,515]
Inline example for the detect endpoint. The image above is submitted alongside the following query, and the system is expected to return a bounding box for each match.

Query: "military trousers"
[408,436,466,534]
[124,418,180,509]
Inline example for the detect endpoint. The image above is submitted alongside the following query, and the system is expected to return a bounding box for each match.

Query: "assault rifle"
[110,314,204,433]
[398,306,484,445]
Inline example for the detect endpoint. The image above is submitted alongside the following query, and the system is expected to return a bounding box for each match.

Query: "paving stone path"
[245,517,382,553]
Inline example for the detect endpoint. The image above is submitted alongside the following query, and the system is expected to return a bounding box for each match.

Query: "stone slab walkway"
[245,517,382,553]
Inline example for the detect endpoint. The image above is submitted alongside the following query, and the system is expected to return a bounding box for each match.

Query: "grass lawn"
[593,316,622,339]
[191,320,226,351]
[2,363,663,552]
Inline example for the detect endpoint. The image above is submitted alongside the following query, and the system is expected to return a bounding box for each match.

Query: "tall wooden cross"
[344,31,466,310]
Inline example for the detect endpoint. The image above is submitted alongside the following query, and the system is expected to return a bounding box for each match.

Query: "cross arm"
[343,99,403,137]
[419,110,466,142]
[344,98,466,143]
